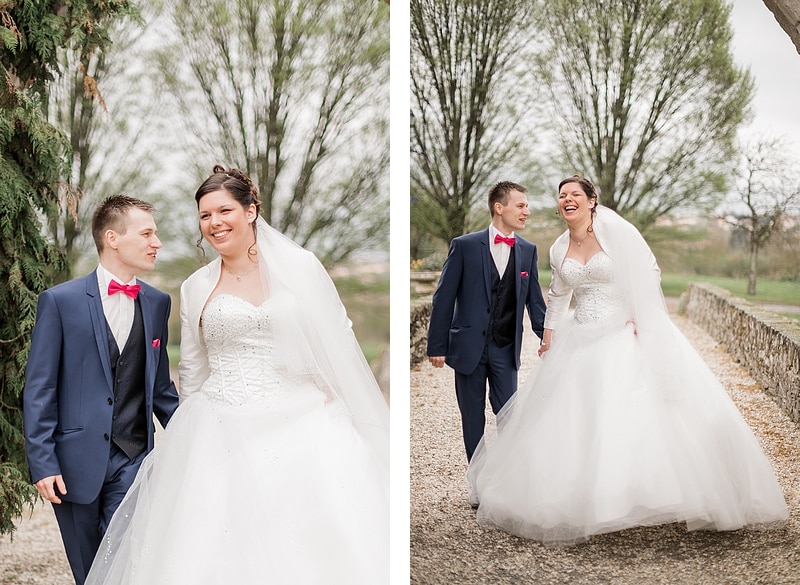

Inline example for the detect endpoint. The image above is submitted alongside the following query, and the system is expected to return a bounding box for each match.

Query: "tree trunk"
[763,0,800,54]
[748,237,759,295]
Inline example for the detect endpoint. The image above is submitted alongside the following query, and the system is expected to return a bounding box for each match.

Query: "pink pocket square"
[520,271,529,277]
[151,339,161,348]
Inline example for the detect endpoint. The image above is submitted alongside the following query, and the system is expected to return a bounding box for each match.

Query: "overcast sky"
[729,0,800,160]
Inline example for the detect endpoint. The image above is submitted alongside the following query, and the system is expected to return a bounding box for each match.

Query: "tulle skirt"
[86,384,388,584]
[467,315,788,544]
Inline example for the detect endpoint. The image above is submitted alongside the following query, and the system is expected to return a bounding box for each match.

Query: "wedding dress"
[86,293,388,584]
[467,224,788,544]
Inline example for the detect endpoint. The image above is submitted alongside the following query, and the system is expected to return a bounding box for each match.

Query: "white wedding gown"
[86,294,388,584]
[468,251,788,544]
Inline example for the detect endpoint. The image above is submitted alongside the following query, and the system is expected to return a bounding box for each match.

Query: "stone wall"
[683,282,800,424]
[411,299,432,367]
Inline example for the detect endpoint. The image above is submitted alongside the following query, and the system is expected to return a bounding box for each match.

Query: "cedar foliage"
[0,0,135,537]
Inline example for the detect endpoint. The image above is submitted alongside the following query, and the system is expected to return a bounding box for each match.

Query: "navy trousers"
[454,339,517,461]
[52,444,146,585]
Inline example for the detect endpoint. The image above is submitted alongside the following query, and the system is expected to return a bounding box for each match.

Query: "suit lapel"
[86,272,114,390]
[514,241,529,317]
[137,286,156,394]
[479,230,492,304]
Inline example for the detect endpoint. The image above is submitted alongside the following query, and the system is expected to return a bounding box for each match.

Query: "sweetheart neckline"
[206,293,272,309]
[562,251,607,268]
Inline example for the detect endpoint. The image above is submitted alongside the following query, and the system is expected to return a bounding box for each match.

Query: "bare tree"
[410,0,539,245]
[536,0,753,228]
[720,136,800,295]
[45,11,168,275]
[158,0,389,265]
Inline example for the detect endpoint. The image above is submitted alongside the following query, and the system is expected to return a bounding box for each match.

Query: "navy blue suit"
[23,271,179,584]
[427,229,546,459]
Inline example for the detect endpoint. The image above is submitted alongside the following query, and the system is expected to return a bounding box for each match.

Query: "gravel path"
[411,312,800,585]
[0,503,72,584]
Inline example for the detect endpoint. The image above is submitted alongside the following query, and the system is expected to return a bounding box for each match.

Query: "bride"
[86,166,389,583]
[467,174,788,544]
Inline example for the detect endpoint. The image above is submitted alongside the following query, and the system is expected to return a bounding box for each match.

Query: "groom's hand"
[35,475,67,504]
[429,356,445,368]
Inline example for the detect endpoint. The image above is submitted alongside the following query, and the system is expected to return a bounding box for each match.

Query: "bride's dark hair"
[194,165,261,251]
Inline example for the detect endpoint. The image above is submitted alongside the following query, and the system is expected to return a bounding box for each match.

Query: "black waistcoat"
[107,299,148,459]
[490,249,517,348]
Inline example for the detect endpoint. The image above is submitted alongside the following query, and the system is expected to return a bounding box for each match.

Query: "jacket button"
[107,397,113,405]
[103,433,109,441]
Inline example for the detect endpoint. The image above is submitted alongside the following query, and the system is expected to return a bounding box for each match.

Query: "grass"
[359,342,384,366]
[167,344,180,368]
[538,268,800,307]
[660,274,800,305]
[333,273,390,366]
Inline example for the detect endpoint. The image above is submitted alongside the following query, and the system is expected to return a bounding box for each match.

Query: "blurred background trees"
[534,0,753,228]
[158,0,389,265]
[45,3,168,280]
[410,0,539,249]
[718,136,800,294]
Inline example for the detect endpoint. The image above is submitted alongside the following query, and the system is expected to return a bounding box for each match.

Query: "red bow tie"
[108,280,141,299]
[494,234,515,247]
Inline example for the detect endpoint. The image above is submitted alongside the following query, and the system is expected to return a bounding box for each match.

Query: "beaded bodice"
[560,252,626,325]
[200,294,311,405]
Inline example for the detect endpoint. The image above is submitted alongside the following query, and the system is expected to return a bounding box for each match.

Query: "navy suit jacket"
[427,229,547,375]
[23,271,179,504]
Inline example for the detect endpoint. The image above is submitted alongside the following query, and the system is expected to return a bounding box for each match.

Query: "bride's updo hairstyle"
[194,165,262,249]
[558,174,599,229]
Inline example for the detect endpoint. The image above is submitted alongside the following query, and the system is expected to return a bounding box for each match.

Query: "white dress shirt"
[97,264,137,351]
[488,224,515,276]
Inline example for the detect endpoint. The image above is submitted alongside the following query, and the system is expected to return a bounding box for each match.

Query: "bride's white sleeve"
[543,253,572,331]
[178,282,210,403]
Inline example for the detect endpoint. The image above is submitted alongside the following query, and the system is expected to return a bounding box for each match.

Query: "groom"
[23,195,180,585]
[427,181,546,462]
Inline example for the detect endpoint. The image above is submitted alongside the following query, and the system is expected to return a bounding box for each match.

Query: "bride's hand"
[537,341,550,357]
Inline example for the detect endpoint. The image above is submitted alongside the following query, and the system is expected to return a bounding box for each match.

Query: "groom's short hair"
[489,181,528,216]
[92,195,155,254]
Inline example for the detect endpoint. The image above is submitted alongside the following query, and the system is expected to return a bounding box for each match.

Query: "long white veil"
[592,206,689,400]
[254,217,390,479]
